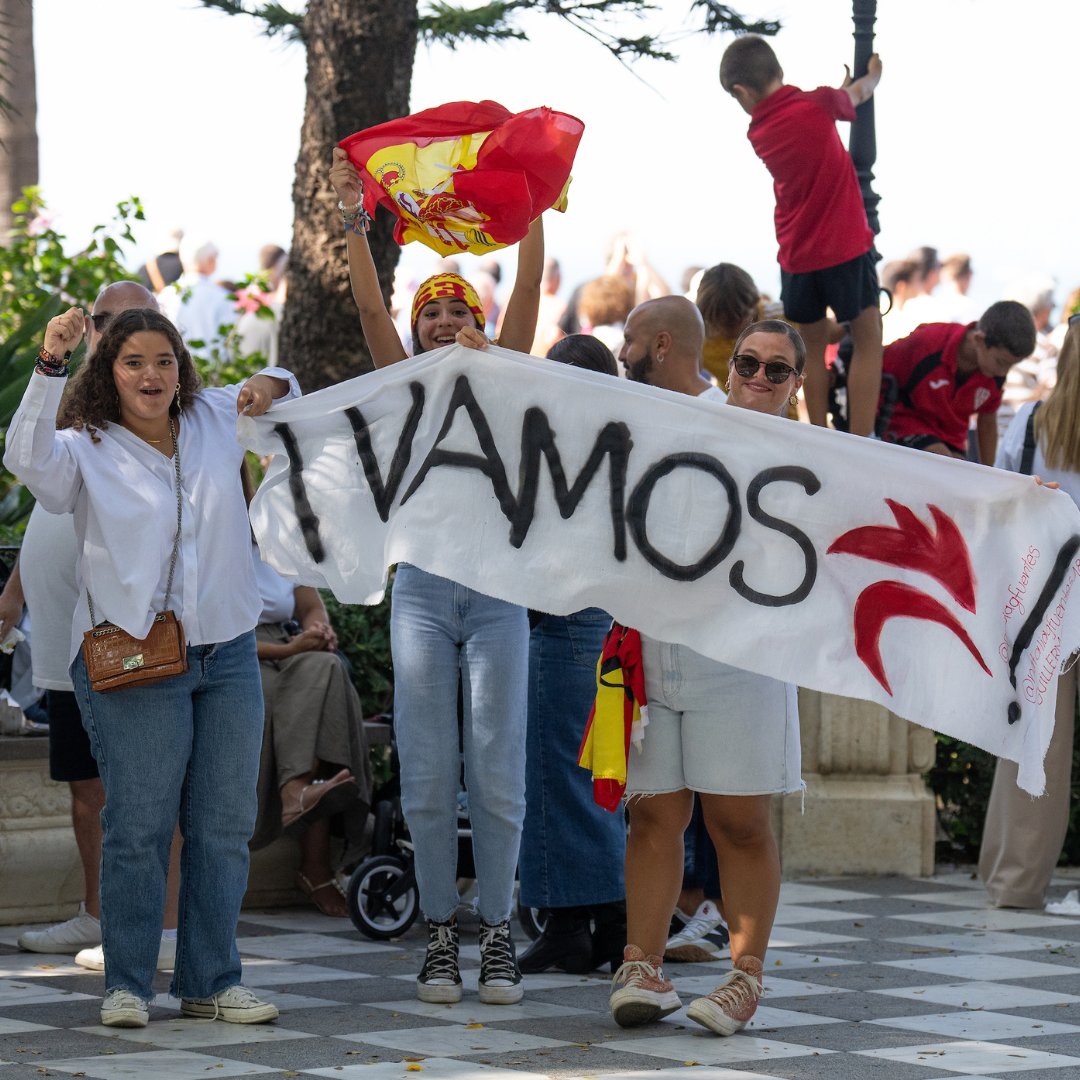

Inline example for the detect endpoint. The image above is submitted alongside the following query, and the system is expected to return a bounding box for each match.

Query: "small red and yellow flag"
[339,100,584,256]
[577,623,647,812]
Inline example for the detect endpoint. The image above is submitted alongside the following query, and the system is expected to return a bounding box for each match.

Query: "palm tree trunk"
[0,0,39,235]
[279,0,418,390]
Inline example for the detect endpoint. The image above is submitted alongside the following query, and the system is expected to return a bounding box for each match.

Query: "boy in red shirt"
[720,36,882,437]
[879,300,1036,464]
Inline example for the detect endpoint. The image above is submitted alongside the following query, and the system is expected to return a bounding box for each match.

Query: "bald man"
[13,282,180,967]
[619,296,718,398]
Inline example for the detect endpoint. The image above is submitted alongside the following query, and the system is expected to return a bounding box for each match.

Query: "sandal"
[297,872,349,918]
[282,768,358,835]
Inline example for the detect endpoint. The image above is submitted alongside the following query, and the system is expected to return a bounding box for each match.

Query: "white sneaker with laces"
[100,988,149,1028]
[477,919,523,1004]
[17,904,101,954]
[665,899,730,962]
[76,936,176,972]
[180,984,279,1024]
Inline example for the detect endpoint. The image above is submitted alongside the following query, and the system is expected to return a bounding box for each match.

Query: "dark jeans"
[519,609,626,908]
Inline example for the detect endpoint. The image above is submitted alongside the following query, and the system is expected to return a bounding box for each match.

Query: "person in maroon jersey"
[878,301,1036,465]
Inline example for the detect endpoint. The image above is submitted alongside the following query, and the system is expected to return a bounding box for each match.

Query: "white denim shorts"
[625,635,802,797]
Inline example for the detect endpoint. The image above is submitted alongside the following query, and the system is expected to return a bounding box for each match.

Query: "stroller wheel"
[516,899,549,941]
[347,854,419,940]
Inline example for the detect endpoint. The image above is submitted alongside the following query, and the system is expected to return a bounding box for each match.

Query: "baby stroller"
[345,716,544,941]
[346,726,476,940]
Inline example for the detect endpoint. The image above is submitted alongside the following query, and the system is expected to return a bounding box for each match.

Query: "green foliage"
[420,1,778,65]
[0,188,142,341]
[198,0,304,41]
[191,344,266,390]
[321,582,394,718]
[690,0,780,36]
[201,0,779,66]
[928,709,1080,865]
[0,188,143,535]
[421,1,528,48]
[927,735,997,862]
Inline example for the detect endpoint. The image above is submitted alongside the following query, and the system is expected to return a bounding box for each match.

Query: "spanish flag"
[338,100,584,256]
[577,623,648,812]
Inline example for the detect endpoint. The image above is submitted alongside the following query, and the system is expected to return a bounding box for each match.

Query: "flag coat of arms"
[339,100,584,255]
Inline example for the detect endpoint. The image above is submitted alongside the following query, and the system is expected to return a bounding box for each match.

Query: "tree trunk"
[280,0,417,391]
[0,0,39,235]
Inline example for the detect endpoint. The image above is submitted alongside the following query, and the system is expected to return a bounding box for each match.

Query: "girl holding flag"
[329,147,543,1005]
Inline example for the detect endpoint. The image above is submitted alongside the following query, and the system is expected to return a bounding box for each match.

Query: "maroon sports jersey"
[882,322,1003,453]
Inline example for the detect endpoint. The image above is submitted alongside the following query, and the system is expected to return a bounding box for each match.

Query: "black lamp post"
[849,0,881,239]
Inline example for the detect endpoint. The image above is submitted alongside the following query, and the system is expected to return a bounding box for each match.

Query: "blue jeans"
[520,610,625,908]
[72,631,262,1001]
[391,564,527,924]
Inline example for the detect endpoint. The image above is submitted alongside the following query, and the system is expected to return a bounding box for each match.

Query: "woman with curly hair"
[4,307,298,1030]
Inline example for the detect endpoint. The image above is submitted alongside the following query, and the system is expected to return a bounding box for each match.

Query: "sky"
[29,0,1080,319]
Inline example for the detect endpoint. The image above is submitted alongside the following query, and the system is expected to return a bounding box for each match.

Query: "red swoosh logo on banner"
[854,581,991,695]
[828,500,976,612]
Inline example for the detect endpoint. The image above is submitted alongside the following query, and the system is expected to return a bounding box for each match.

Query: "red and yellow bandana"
[410,273,485,331]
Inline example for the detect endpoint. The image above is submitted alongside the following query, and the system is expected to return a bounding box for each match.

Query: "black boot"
[590,900,627,973]
[518,906,593,974]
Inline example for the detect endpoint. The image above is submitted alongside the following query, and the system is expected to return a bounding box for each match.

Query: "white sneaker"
[100,988,149,1028]
[18,905,101,954]
[180,985,279,1024]
[665,900,730,962]
[76,936,176,972]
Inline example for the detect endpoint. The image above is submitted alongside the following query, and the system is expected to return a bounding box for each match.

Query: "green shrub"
[929,705,1080,863]
[0,188,143,535]
[321,581,394,718]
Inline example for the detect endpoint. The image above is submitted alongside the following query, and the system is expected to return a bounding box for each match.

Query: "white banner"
[240,344,1080,794]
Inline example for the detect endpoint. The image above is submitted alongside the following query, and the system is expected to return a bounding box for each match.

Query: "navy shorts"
[781,250,880,325]
[884,432,966,458]
[47,689,99,783]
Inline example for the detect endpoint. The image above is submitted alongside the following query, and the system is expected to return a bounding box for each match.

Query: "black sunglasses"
[90,313,112,332]
[731,353,798,384]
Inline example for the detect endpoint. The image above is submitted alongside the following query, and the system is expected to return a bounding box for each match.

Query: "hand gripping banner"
[338,100,584,255]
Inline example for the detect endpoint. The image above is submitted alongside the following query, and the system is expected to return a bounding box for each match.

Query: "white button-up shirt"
[4,370,300,664]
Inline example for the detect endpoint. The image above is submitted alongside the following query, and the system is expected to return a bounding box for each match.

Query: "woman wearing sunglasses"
[611,319,805,1038]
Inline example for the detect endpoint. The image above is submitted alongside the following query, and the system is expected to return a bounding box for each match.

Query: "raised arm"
[496,216,544,353]
[2,308,85,514]
[330,147,408,367]
[842,53,882,108]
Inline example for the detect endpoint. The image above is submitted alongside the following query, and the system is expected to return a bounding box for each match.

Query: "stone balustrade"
[775,689,937,877]
[1,696,934,925]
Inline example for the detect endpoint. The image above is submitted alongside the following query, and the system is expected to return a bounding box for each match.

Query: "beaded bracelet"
[338,199,372,236]
[36,345,71,377]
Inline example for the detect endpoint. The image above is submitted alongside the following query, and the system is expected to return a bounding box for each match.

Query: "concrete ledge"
[0,736,310,926]
[780,772,936,877]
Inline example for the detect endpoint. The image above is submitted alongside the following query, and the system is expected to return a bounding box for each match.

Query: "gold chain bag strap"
[82,418,189,692]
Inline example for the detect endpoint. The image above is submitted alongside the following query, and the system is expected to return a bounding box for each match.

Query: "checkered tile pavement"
[5,871,1080,1079]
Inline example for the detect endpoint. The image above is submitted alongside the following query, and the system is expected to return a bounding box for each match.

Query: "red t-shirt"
[882,322,1003,453]
[748,85,874,274]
